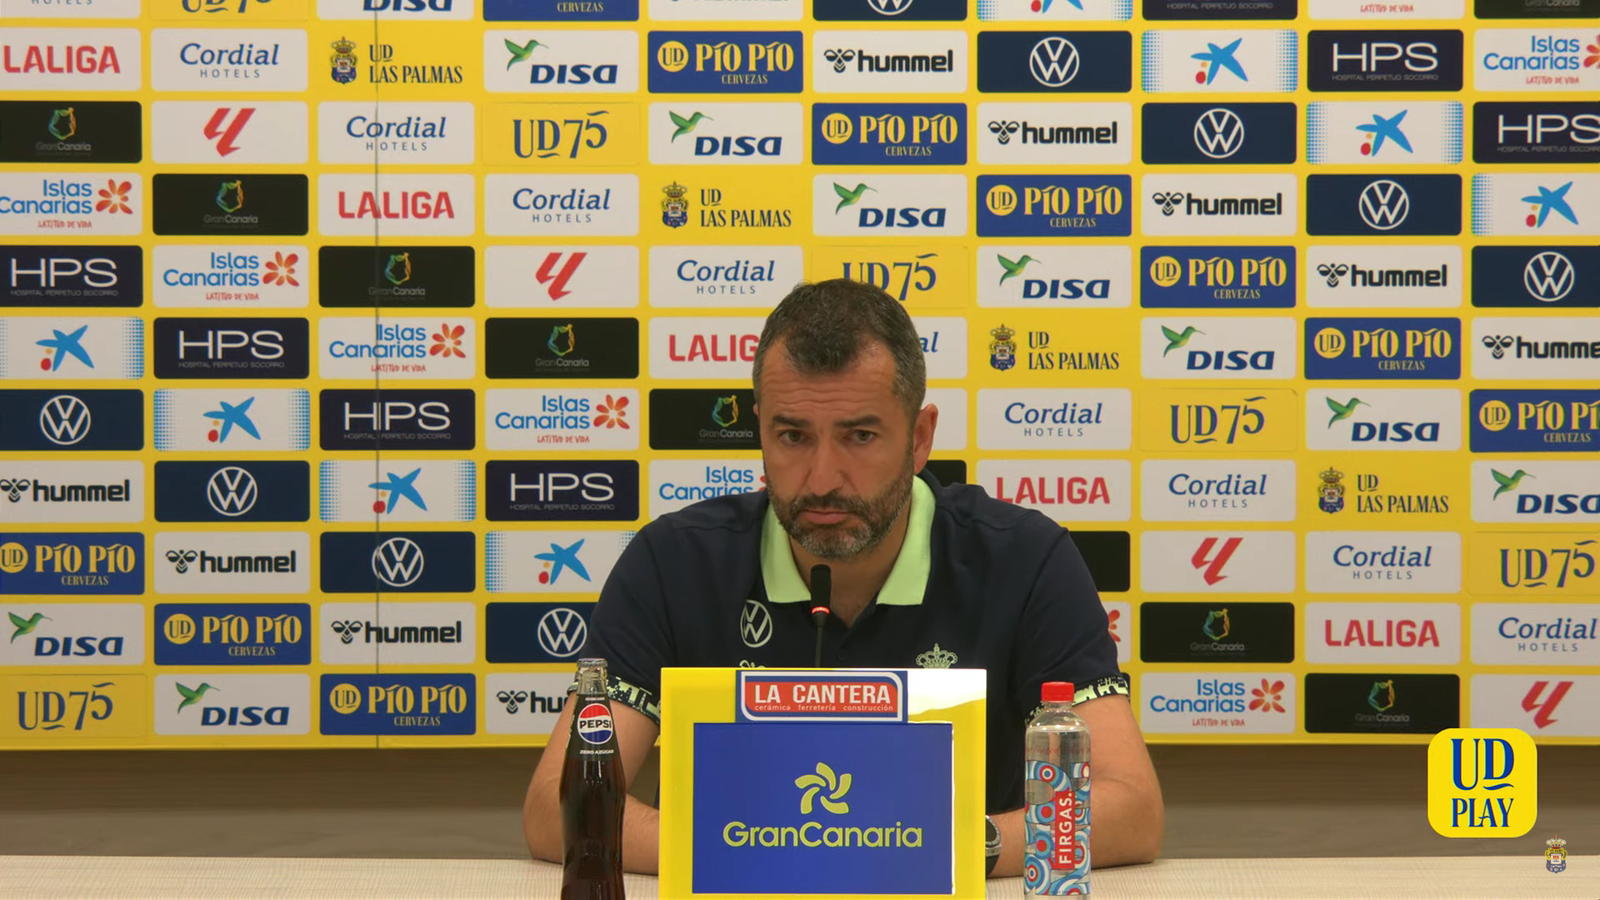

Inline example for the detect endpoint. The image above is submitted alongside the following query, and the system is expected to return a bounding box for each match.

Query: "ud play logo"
[0,174,143,237]
[648,31,803,93]
[1471,602,1600,666]
[980,102,1129,166]
[485,30,639,94]
[1139,672,1298,735]
[1305,317,1461,380]
[978,459,1131,522]
[814,174,966,237]
[151,28,308,92]
[1141,30,1298,93]
[320,388,475,451]
[318,174,473,238]
[154,531,310,595]
[153,461,310,523]
[155,674,310,736]
[813,0,965,20]
[978,245,1132,308]
[319,317,476,381]
[1141,317,1296,380]
[154,602,310,666]
[978,175,1130,237]
[1306,245,1461,309]
[318,246,473,309]
[485,671,574,736]
[650,316,763,379]
[650,102,803,165]
[1471,174,1599,237]
[1140,103,1296,165]
[485,530,632,593]
[0,316,144,380]
[0,603,144,667]
[0,390,142,452]
[1140,459,1298,522]
[321,673,475,736]
[976,32,1131,93]
[1307,601,1461,665]
[153,388,310,452]
[1142,174,1298,237]
[152,173,308,237]
[1141,247,1296,309]
[1306,174,1462,236]
[486,317,639,380]
[1140,531,1297,593]
[487,459,640,522]
[650,246,802,309]
[1473,316,1600,380]
[1305,531,1462,593]
[318,0,475,18]
[1474,30,1600,93]
[0,101,143,164]
[319,459,476,523]
[153,316,310,380]
[485,174,640,236]
[814,31,966,94]
[975,388,1132,450]
[815,102,967,166]
[488,388,641,451]
[151,102,307,165]
[0,532,143,596]
[320,601,477,667]
[1306,388,1463,451]
[1472,460,1600,523]
[0,29,143,93]
[318,102,475,166]
[1472,102,1600,165]
[649,459,764,518]
[1471,389,1600,452]
[1308,30,1464,92]
[1306,101,1464,165]
[154,245,310,308]
[0,460,142,524]
[321,532,475,594]
[487,245,638,308]
[2,245,142,307]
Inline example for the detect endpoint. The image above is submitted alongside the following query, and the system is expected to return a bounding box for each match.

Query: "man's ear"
[911,403,939,471]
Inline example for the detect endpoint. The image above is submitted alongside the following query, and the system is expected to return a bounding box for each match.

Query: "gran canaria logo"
[720,762,925,849]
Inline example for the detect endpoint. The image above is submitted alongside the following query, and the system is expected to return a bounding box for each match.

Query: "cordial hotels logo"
[649,246,803,309]
[152,388,310,452]
[1307,388,1463,451]
[2,245,143,308]
[647,31,803,94]
[0,603,144,667]
[154,674,310,736]
[649,459,765,518]
[149,102,309,166]
[1305,101,1465,165]
[975,32,1133,94]
[649,102,803,166]
[977,102,1131,166]
[153,246,310,309]
[975,388,1132,450]
[1474,30,1600,93]
[0,461,142,524]
[1470,389,1600,452]
[1307,30,1465,92]
[1140,531,1298,593]
[1140,246,1296,309]
[1472,317,1600,380]
[1138,672,1297,736]
[318,102,475,166]
[0,29,142,93]
[1306,317,1460,380]
[913,317,964,379]
[1305,531,1462,593]
[977,460,1131,522]
[0,317,145,380]
[484,530,632,594]
[319,317,476,381]
[649,317,764,379]
[153,531,310,595]
[1142,175,1297,237]
[1139,459,1297,522]
[1141,317,1296,380]
[1473,102,1600,165]
[1140,30,1298,94]
[1471,603,1600,667]
[486,388,640,451]
[814,102,967,167]
[318,0,475,19]
[485,245,639,309]
[318,174,473,238]
[1471,174,1598,237]
[1472,461,1600,523]
[812,174,966,237]
[484,30,639,94]
[0,175,143,237]
[1306,245,1461,309]
[1307,602,1460,665]
[151,29,309,93]
[319,601,476,667]
[978,245,1132,309]
[978,175,1131,237]
[813,31,965,94]
[486,174,640,237]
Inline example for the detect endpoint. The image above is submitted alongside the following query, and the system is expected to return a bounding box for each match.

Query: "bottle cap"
[1041,681,1074,703]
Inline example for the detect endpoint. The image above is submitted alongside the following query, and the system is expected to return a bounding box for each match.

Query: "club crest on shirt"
[916,642,957,668]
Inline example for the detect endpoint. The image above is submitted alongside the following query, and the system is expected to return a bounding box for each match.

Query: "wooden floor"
[0,744,1593,860]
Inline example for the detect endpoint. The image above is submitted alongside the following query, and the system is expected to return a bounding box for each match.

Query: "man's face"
[756,339,935,561]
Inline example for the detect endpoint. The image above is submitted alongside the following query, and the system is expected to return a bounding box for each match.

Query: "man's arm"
[522,698,662,873]
[987,694,1164,877]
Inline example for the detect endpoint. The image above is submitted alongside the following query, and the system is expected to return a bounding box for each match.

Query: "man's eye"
[853,430,876,444]
[779,431,805,445]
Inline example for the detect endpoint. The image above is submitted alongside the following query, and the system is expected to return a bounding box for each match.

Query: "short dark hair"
[751,278,926,418]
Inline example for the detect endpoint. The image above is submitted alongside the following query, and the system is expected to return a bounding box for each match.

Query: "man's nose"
[803,438,849,498]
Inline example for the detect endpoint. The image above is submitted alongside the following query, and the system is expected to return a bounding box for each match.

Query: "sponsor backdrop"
[1,0,1596,750]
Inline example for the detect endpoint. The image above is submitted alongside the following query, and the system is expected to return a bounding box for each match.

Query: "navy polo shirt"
[580,469,1129,814]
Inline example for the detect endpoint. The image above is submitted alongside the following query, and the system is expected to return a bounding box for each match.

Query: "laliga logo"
[575,702,614,744]
[795,762,851,815]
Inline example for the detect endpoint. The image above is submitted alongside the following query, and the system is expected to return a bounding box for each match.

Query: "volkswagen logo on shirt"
[1358,179,1410,231]
[536,607,589,658]
[1029,37,1080,88]
[205,466,258,517]
[1193,107,1245,159]
[740,598,773,648]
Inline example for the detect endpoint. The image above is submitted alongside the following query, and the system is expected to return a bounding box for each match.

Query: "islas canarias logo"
[721,762,926,849]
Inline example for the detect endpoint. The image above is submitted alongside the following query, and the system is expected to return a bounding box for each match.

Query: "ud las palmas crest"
[331,37,358,84]
[1545,836,1567,874]
[661,181,688,229]
[1318,467,1345,514]
[989,324,1016,371]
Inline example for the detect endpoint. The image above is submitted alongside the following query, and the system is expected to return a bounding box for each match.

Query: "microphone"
[810,565,832,668]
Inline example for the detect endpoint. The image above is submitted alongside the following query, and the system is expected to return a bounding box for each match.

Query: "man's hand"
[522,697,662,873]
[989,693,1164,878]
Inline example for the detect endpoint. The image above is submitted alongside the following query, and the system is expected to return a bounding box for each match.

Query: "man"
[522,279,1164,876]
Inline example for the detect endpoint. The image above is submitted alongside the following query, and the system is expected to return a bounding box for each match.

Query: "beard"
[767,449,915,561]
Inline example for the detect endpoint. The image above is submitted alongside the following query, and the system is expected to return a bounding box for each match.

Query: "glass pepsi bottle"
[561,658,626,900]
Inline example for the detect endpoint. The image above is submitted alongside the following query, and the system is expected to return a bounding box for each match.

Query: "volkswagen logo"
[822,48,856,73]
[537,607,589,659]
[372,537,424,588]
[1028,37,1080,89]
[39,394,91,446]
[1523,251,1575,303]
[1193,107,1245,160]
[206,466,258,517]
[740,598,773,648]
[866,0,914,15]
[1358,179,1410,231]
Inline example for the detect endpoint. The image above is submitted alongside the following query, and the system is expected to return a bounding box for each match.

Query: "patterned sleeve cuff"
[567,675,662,727]
[1025,674,1131,723]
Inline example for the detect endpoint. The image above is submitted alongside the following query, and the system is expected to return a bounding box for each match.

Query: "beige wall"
[2,744,1594,860]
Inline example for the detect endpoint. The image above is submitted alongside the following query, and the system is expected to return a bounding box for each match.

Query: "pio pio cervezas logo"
[795,762,851,815]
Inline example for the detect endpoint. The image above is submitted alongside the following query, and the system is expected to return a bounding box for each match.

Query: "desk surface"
[0,854,1590,899]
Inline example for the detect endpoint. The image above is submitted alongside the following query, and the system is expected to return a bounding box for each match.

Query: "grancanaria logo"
[720,762,925,849]
[796,762,850,815]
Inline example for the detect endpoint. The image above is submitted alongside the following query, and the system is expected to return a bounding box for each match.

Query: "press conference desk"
[1,855,1591,899]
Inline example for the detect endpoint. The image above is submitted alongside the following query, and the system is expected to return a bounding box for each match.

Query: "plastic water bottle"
[1023,681,1090,896]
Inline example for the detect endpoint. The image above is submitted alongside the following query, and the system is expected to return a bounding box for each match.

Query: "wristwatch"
[984,815,1001,875]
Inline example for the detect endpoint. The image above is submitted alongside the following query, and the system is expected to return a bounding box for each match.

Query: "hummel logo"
[1317,263,1350,287]
[823,48,856,73]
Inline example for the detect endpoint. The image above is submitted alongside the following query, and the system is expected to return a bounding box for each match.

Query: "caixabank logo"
[318,101,475,167]
[152,173,307,237]
[1139,459,1298,522]
[977,0,1131,19]
[1306,601,1461,666]
[484,30,639,94]
[1473,246,1597,308]
[1306,388,1463,451]
[1141,174,1297,237]
[813,103,964,166]
[1306,101,1464,165]
[319,460,476,523]
[648,31,803,93]
[153,245,309,309]
[649,387,759,450]
[154,602,310,665]
[0,174,143,237]
[815,174,967,237]
[318,246,474,309]
[1471,389,1600,452]
[0,602,144,666]
[489,387,640,451]
[1140,30,1298,94]
[0,533,142,595]
[1472,461,1600,523]
[1306,174,1462,236]
[976,32,1131,94]
[1,245,142,308]
[487,459,640,522]
[1474,30,1600,94]
[1308,30,1464,92]
[320,388,475,451]
[154,674,310,736]
[978,175,1130,237]
[150,28,307,93]
[1305,673,1459,734]
[1304,317,1461,380]
[321,674,476,736]
[1306,245,1460,309]
[486,316,639,380]
[485,530,632,594]
[1140,103,1296,165]
[0,29,143,93]
[1472,174,1599,238]
[153,316,309,380]
[489,245,640,308]
[152,388,310,452]
[1140,247,1295,309]
[1472,102,1599,165]
[0,316,144,380]
[153,461,310,523]
[1139,601,1295,663]
[979,101,1131,166]
[0,101,142,164]
[979,245,1132,309]
[320,531,475,594]
[814,30,965,95]
[651,102,803,166]
[0,390,143,452]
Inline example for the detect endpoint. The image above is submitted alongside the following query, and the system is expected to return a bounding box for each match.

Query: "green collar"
[760,476,934,607]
